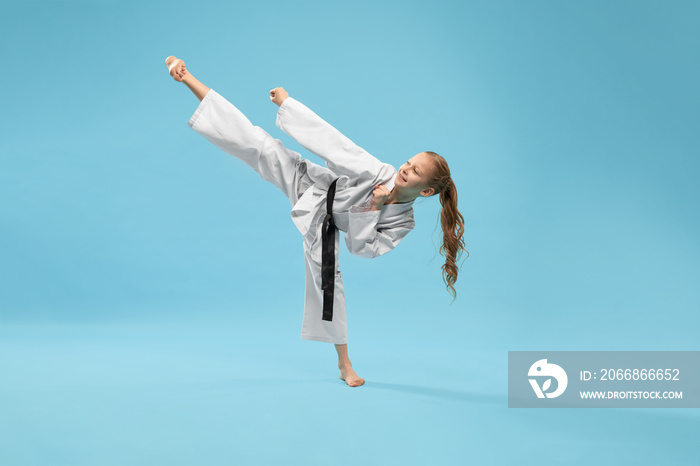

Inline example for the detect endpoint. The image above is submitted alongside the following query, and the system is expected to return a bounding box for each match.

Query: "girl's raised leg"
[165,56,210,102]
[171,58,304,202]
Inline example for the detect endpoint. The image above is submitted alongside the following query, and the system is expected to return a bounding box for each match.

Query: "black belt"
[321,177,340,321]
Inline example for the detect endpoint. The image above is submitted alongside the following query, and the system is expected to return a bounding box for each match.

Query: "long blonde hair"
[424,151,468,301]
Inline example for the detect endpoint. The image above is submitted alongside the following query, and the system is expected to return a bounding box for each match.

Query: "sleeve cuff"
[187,88,217,129]
[275,97,294,127]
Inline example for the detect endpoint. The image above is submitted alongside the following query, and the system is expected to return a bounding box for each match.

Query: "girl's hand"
[270,87,289,106]
[370,184,391,211]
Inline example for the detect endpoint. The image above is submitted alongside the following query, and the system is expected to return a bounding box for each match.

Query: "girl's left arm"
[275,96,385,180]
[344,211,415,258]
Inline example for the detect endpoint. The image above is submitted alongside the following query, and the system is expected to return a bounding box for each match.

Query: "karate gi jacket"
[275,97,416,264]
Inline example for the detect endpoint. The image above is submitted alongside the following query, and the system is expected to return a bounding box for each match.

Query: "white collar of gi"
[386,173,396,192]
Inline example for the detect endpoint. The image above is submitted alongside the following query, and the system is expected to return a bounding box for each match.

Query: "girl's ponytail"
[425,152,468,302]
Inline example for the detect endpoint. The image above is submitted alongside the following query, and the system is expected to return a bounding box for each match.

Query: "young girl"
[165,56,467,387]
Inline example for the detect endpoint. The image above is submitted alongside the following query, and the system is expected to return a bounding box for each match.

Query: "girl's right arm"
[344,210,415,258]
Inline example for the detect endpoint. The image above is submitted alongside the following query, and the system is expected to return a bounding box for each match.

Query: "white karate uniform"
[187,89,416,344]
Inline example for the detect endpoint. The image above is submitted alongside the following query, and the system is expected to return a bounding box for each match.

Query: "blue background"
[1,0,698,464]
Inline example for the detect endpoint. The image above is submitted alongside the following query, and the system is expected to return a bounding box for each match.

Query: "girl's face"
[395,152,436,196]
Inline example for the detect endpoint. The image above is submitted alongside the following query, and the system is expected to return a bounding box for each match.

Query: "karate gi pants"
[187,89,348,345]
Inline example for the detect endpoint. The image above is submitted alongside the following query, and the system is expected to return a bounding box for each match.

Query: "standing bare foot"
[339,363,365,387]
[165,55,188,82]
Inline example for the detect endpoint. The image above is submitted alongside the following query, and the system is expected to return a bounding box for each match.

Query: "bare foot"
[165,55,188,82]
[339,364,365,387]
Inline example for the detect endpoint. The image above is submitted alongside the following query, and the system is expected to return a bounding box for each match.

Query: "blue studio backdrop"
[0,1,698,465]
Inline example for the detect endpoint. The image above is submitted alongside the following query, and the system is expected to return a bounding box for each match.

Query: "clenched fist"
[270,87,289,106]
[370,184,391,211]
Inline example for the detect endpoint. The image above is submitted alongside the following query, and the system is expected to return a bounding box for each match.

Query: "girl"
[165,56,467,387]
